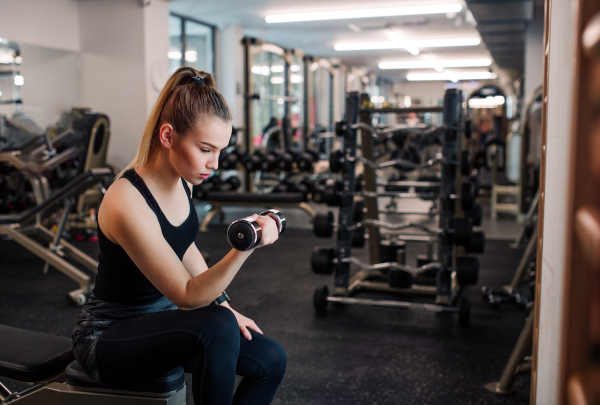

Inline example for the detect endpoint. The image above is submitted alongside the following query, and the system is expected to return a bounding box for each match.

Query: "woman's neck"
[138,149,180,194]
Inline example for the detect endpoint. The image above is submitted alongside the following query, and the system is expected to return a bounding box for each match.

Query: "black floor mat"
[0,229,530,404]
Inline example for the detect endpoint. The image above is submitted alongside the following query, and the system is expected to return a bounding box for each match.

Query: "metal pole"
[242,37,252,192]
[485,314,534,394]
[359,93,380,264]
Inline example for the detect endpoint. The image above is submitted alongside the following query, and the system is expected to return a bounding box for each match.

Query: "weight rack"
[311,89,482,327]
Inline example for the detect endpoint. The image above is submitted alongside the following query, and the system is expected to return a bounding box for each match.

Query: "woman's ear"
[159,123,175,148]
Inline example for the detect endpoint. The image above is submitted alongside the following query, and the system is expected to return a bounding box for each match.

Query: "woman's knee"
[184,305,239,345]
[253,335,287,381]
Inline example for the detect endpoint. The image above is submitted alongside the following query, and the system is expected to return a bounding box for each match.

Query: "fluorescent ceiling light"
[290,74,303,83]
[379,58,492,70]
[406,71,497,81]
[335,37,481,51]
[468,95,505,108]
[291,65,301,72]
[266,4,462,23]
[271,77,284,84]
[388,31,419,56]
[271,65,285,73]
[14,75,24,86]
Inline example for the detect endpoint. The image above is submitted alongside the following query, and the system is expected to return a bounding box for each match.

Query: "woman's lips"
[200,174,210,179]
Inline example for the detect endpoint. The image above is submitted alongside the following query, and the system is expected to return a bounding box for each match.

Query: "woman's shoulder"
[99,177,155,230]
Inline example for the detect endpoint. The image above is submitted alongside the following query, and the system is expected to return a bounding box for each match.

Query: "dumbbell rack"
[312,89,479,327]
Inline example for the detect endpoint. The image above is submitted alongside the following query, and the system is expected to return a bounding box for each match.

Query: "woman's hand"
[225,305,263,340]
[252,213,280,248]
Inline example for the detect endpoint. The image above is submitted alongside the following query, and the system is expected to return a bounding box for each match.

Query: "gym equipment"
[312,211,477,247]
[481,226,537,309]
[227,209,286,251]
[485,314,533,394]
[242,150,265,172]
[219,149,246,170]
[0,168,114,305]
[309,90,480,327]
[0,324,186,404]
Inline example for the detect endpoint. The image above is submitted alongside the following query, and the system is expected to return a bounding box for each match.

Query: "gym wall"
[535,0,577,402]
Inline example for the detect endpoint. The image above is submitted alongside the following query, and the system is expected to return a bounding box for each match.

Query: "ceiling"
[466,0,540,76]
[169,0,536,81]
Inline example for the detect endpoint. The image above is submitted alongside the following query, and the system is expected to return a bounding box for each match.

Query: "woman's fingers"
[255,215,279,247]
[239,323,252,341]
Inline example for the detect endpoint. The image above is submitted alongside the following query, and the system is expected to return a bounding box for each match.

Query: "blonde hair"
[116,67,232,180]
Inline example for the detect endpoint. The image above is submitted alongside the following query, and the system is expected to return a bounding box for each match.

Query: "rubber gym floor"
[0,221,530,405]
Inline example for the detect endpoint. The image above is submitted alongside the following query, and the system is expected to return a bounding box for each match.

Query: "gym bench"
[0,324,186,404]
[200,191,315,232]
[0,167,114,305]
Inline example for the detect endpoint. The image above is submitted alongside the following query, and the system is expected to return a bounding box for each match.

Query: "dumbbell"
[242,150,265,171]
[259,151,283,172]
[311,179,329,203]
[220,149,246,170]
[456,256,479,285]
[465,204,482,227]
[312,210,366,247]
[227,209,286,251]
[218,176,241,192]
[294,150,315,172]
[461,150,472,176]
[385,173,409,192]
[193,177,222,200]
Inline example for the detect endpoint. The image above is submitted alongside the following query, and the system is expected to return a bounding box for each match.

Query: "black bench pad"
[66,361,184,394]
[207,192,305,203]
[0,325,74,382]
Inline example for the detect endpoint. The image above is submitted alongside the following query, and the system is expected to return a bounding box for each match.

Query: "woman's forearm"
[179,248,253,309]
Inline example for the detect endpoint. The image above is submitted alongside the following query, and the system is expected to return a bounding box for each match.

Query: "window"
[169,13,215,74]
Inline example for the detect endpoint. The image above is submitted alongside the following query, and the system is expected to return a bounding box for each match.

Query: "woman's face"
[169,116,232,185]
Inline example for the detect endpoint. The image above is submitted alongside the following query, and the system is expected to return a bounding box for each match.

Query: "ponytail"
[116,67,231,180]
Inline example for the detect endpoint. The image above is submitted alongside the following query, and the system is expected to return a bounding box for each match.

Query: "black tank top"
[92,168,200,305]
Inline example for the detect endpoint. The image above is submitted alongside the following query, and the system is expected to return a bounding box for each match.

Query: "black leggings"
[95,305,286,405]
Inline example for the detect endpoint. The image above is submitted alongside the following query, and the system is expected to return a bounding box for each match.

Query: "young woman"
[72,67,286,405]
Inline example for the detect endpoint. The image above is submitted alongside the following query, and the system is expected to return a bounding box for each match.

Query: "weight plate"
[311,247,336,275]
[456,256,479,285]
[313,212,334,238]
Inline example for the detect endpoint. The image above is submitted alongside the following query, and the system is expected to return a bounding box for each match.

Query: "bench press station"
[0,324,186,404]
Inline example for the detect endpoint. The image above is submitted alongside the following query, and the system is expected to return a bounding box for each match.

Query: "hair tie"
[192,76,205,85]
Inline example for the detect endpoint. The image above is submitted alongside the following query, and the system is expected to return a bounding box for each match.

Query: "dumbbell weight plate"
[311,247,336,274]
[324,182,342,207]
[329,150,343,173]
[313,211,334,238]
[312,185,326,203]
[467,204,482,227]
[466,231,485,254]
[456,256,479,285]
[453,218,472,246]
[313,285,330,313]
[278,152,294,171]
[227,220,260,251]
[461,150,472,176]
[296,152,314,172]
[461,182,476,211]
[355,174,364,192]
[335,121,345,136]
[226,176,241,191]
[353,200,365,222]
